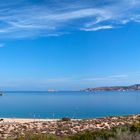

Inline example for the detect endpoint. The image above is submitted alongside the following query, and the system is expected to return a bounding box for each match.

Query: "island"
[82,84,140,92]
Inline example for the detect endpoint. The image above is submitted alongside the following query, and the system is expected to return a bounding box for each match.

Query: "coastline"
[0,114,139,123]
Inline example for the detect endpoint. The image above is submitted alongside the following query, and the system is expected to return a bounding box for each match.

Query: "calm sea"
[0,91,140,119]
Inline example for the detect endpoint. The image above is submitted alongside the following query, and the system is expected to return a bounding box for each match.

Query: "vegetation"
[61,118,71,121]
[7,122,140,140]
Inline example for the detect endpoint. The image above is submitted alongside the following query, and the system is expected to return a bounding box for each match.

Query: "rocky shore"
[0,114,140,139]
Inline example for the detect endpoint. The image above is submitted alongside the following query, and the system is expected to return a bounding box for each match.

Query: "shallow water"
[0,91,140,119]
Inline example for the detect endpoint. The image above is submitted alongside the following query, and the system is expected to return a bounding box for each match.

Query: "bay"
[0,91,140,119]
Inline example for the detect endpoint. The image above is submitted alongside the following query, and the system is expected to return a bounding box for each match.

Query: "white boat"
[47,89,57,92]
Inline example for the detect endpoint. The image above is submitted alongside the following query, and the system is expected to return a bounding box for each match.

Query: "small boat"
[0,91,4,96]
[47,89,57,92]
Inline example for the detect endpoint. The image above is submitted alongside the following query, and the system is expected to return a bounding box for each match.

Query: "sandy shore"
[1,118,59,123]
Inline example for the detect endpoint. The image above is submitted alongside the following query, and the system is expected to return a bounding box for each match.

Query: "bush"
[61,118,71,121]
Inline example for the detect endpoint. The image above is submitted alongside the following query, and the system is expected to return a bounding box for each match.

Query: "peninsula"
[82,84,140,92]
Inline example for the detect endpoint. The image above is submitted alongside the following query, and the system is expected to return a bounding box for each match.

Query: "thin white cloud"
[0,77,75,90]
[0,0,139,38]
[81,25,113,31]
[108,75,128,78]
[0,44,5,48]
[42,77,73,83]
[85,74,128,81]
[85,77,107,81]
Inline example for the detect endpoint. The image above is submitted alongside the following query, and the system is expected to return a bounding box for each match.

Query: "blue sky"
[1,0,140,90]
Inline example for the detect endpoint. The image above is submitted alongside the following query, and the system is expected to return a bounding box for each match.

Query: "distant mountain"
[82,84,140,92]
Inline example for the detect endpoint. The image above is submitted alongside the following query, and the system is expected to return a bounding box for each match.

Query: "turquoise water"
[0,91,140,119]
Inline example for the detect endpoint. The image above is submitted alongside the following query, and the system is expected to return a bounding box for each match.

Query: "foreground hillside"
[7,120,140,140]
[0,115,140,139]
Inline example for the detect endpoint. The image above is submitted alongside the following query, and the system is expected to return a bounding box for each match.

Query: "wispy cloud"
[41,77,73,83]
[0,0,140,38]
[85,74,128,81]
[0,43,5,48]
[81,25,113,31]
[108,75,128,78]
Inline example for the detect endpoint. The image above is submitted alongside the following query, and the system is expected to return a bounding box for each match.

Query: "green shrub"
[61,118,71,121]
[130,123,140,132]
